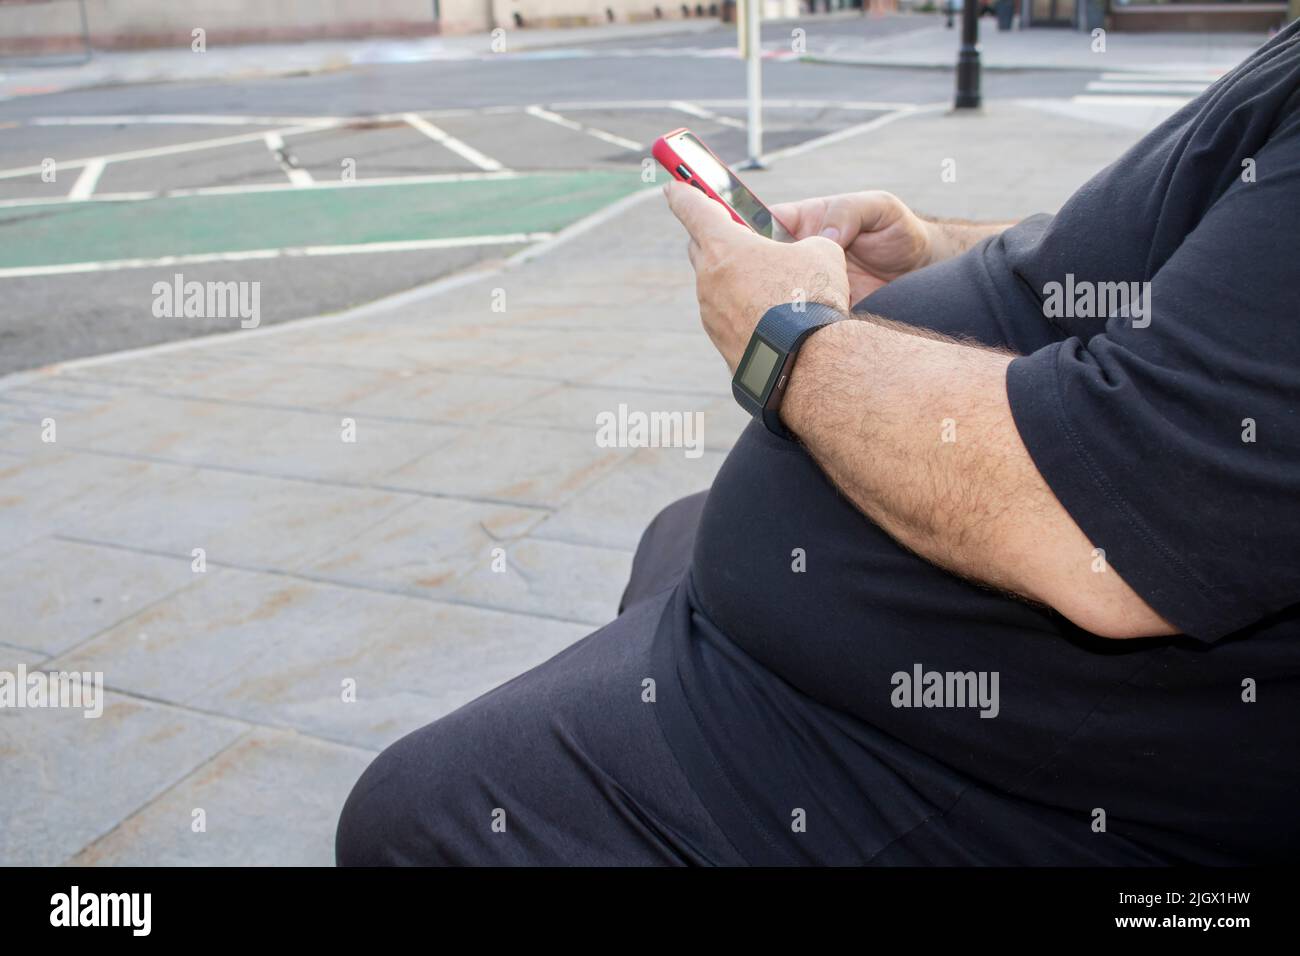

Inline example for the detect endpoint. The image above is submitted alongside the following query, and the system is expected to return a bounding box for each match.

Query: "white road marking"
[263,131,314,186]
[401,113,506,172]
[1098,72,1222,83]
[1085,81,1212,95]
[0,233,554,279]
[524,105,643,152]
[30,114,344,127]
[0,124,330,180]
[1070,94,1194,108]
[764,104,941,164]
[0,170,520,209]
[669,101,746,130]
[0,192,154,209]
[67,158,106,200]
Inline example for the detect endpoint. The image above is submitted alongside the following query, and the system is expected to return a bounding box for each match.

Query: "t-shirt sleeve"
[1006,119,1300,641]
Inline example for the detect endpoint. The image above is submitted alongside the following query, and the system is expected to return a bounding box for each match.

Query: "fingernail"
[820,227,840,242]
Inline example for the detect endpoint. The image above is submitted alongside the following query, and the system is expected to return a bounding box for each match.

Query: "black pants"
[334,492,746,866]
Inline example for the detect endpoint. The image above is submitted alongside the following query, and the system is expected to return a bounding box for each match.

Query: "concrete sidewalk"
[805,20,1267,73]
[0,100,1156,865]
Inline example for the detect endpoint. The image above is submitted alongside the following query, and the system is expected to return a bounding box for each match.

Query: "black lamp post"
[954,0,981,110]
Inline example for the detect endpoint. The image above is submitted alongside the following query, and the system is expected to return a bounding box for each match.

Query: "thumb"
[664,180,735,244]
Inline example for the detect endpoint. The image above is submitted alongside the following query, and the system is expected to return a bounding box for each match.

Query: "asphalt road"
[0,14,1113,375]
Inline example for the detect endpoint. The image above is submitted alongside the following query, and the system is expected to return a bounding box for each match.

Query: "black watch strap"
[731,302,842,440]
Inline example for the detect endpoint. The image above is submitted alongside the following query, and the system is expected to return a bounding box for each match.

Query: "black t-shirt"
[651,23,1300,864]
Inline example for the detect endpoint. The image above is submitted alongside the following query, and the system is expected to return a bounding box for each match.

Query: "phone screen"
[670,133,792,241]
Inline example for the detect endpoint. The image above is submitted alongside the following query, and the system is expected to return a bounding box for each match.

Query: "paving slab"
[68,460,413,571]
[237,320,633,379]
[343,369,559,425]
[434,536,634,626]
[304,495,549,595]
[50,565,588,750]
[381,422,631,509]
[533,446,726,551]
[62,356,412,412]
[0,537,189,657]
[66,728,374,867]
[57,393,460,485]
[0,452,173,561]
[0,651,247,866]
[511,383,750,451]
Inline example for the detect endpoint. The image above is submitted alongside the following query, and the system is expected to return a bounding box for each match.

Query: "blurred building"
[0,0,730,53]
[1103,0,1289,32]
[1,0,1287,53]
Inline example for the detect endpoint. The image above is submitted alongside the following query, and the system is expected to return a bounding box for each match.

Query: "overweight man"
[337,23,1300,865]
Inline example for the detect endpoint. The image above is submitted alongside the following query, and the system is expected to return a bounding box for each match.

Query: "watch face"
[736,337,782,400]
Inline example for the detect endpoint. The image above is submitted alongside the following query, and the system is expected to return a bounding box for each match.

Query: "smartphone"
[653,128,793,242]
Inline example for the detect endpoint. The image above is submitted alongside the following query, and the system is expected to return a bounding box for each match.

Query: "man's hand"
[665,181,849,372]
[770,191,936,301]
[772,191,1020,303]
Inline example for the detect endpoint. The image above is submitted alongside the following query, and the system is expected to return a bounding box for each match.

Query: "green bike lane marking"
[0,172,648,269]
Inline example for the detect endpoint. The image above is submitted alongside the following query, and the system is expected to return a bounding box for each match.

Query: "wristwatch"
[731,301,842,440]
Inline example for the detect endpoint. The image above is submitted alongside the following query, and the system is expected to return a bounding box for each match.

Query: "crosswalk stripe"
[1098,72,1222,83]
[1086,81,1213,95]
[1071,94,1197,108]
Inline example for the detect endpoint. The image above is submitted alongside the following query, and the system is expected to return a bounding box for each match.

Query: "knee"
[335,745,417,866]
[335,724,464,867]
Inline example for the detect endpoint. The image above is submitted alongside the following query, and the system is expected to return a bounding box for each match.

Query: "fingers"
[772,192,901,246]
[664,180,742,245]
[816,193,889,248]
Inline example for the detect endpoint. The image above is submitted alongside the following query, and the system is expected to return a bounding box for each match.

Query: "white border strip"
[0,233,552,279]
[0,123,332,180]
[0,170,521,209]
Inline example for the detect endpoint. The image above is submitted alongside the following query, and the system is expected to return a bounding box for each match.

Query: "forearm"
[779,314,1175,639]
[923,216,1018,265]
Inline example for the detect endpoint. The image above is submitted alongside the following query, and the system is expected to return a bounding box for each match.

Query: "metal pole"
[953,0,981,110]
[78,0,93,62]
[743,0,764,168]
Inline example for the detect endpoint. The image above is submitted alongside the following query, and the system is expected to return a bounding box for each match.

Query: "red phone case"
[652,127,791,236]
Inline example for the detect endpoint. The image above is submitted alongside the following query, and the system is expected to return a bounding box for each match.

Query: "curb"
[801,53,1210,75]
